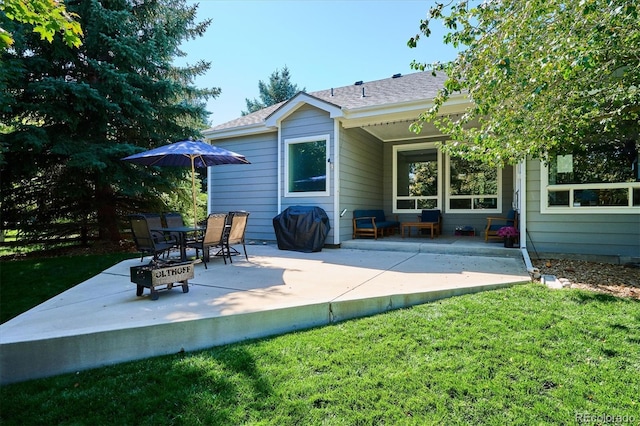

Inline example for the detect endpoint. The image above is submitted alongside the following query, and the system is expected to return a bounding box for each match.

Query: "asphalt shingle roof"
[208,71,448,132]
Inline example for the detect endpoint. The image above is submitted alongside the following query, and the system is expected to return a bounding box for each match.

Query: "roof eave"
[341,93,471,129]
[203,122,276,140]
[264,92,344,127]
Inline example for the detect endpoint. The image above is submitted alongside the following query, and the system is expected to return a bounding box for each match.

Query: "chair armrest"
[151,230,167,243]
[353,217,377,226]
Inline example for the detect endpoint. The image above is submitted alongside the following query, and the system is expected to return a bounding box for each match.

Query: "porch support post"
[332,119,340,245]
[518,159,540,278]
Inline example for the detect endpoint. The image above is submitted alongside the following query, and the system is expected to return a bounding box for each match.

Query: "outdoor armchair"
[418,209,442,236]
[129,214,175,263]
[163,211,187,251]
[484,209,518,242]
[186,213,228,268]
[223,211,249,263]
[352,209,399,239]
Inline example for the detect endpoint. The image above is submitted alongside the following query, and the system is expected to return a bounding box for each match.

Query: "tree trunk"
[96,184,122,242]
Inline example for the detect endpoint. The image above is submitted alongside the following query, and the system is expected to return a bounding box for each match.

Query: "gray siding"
[525,160,640,261]
[280,105,336,242]
[338,127,384,241]
[209,132,278,242]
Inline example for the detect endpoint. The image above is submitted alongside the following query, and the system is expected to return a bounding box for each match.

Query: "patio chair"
[484,209,518,242]
[164,211,184,228]
[186,213,228,268]
[129,214,175,263]
[223,211,249,263]
[144,212,180,256]
[142,213,164,239]
[163,211,186,249]
[418,209,442,236]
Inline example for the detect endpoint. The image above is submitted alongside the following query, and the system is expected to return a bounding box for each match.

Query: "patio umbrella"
[121,139,250,226]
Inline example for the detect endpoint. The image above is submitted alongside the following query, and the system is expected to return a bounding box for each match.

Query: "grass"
[0,251,137,323]
[1,256,639,426]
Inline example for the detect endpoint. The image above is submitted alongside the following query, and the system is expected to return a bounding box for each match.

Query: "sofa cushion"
[353,210,398,229]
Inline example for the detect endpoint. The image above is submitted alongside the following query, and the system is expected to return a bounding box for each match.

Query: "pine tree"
[0,0,220,242]
[242,66,304,115]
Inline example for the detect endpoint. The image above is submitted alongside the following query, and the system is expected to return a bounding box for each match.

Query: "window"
[393,143,442,212]
[285,135,330,197]
[447,156,501,212]
[541,140,640,213]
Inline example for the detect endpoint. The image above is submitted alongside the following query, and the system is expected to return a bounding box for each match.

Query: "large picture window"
[285,135,329,197]
[542,140,640,213]
[447,156,501,212]
[393,143,441,212]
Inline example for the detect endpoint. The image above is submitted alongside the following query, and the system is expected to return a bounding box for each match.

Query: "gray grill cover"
[273,206,331,252]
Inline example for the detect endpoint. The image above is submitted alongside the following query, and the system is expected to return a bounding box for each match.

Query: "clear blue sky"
[177,1,458,127]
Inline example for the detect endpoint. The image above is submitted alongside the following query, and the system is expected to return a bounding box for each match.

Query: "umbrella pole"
[191,157,198,227]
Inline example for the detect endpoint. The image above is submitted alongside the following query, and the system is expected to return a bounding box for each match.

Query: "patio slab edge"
[0,302,329,385]
[0,280,526,385]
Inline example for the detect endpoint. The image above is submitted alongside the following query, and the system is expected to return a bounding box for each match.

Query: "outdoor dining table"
[153,226,202,262]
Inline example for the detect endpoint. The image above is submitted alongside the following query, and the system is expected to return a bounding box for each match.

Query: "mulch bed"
[533,258,640,300]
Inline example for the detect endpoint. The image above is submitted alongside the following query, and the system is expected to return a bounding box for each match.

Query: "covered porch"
[340,233,522,258]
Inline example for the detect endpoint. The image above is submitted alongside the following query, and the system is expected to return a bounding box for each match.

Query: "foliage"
[0,0,220,241]
[242,65,304,115]
[449,156,497,195]
[408,0,640,166]
[548,139,639,184]
[0,0,83,50]
[1,283,639,424]
[288,139,327,192]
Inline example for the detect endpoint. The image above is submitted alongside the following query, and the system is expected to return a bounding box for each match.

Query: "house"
[203,72,640,264]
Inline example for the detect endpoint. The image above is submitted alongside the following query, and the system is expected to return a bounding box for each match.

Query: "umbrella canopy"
[122,140,250,225]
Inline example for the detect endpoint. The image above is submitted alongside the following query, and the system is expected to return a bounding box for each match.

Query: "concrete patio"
[0,237,530,385]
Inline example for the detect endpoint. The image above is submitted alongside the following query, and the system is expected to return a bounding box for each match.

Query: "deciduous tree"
[0,0,83,50]
[409,0,639,166]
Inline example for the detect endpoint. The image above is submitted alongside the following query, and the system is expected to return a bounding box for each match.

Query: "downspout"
[277,125,282,216]
[518,160,540,279]
[207,165,211,216]
[333,120,340,245]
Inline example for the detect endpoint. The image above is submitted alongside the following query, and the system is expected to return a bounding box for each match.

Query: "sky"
[176,1,458,127]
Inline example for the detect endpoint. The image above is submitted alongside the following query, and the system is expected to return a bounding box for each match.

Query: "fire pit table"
[129,261,194,300]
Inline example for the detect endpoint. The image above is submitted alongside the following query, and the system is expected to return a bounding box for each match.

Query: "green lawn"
[0,252,137,323]
[1,255,639,426]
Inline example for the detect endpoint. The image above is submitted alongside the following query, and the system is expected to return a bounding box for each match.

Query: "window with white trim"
[541,139,640,213]
[393,143,442,212]
[446,156,501,212]
[284,135,330,197]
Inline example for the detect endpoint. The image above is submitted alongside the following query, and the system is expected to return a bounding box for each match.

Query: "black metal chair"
[164,211,184,229]
[223,211,249,263]
[129,214,175,264]
[163,212,186,252]
[186,213,228,268]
